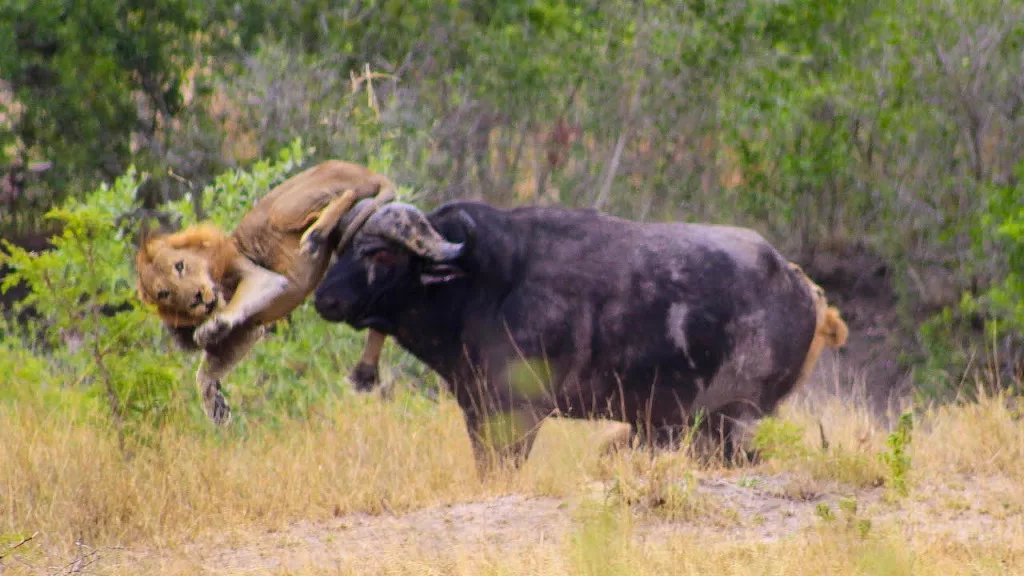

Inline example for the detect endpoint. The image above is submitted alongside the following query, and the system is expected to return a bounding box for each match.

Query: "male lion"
[136,160,396,424]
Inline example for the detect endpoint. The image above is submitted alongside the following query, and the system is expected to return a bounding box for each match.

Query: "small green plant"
[839,496,858,517]
[815,502,835,522]
[855,518,873,539]
[878,411,914,497]
[838,496,872,538]
[737,475,762,490]
[752,418,807,461]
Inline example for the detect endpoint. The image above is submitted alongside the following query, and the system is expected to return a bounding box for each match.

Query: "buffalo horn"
[359,202,464,261]
[336,184,398,253]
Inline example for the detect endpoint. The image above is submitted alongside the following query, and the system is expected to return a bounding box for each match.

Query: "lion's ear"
[135,277,150,304]
[136,218,162,255]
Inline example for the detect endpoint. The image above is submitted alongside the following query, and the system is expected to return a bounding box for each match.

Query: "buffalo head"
[314,202,472,333]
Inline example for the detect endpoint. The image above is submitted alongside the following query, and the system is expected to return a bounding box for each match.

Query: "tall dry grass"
[0,390,618,555]
[2,377,1024,574]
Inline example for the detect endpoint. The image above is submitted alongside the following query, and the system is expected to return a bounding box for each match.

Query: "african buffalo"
[313,201,848,472]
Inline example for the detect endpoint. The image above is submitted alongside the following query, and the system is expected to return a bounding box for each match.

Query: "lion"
[136,160,395,424]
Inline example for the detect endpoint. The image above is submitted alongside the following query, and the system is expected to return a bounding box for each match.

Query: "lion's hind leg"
[196,323,264,425]
[298,190,357,257]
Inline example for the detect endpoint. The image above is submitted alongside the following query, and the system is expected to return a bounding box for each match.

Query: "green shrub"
[0,139,397,438]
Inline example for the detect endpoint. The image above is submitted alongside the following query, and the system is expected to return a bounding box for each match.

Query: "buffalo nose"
[314,293,338,315]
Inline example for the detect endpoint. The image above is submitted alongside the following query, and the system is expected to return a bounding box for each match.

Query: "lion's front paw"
[194,316,234,348]
[299,227,324,258]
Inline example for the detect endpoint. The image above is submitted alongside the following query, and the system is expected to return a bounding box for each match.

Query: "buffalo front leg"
[691,404,761,466]
[465,407,544,477]
[348,329,387,392]
[196,324,264,425]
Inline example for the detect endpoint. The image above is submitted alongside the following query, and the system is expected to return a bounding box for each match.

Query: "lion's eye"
[174,261,185,273]
[157,290,171,300]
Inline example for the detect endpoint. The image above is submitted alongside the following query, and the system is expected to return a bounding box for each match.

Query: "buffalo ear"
[420,263,465,286]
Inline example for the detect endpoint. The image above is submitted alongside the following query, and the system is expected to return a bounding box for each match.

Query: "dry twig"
[0,531,38,561]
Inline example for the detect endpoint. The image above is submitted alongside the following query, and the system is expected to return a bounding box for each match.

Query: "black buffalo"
[314,201,848,472]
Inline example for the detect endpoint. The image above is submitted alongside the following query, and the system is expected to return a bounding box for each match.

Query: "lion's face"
[136,226,234,327]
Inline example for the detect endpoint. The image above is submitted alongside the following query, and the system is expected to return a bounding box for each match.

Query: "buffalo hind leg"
[696,405,761,466]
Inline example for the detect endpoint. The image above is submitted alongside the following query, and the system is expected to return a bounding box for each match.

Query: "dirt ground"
[27,470,1007,575]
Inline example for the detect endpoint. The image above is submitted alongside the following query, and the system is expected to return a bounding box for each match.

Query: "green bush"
[0,139,393,438]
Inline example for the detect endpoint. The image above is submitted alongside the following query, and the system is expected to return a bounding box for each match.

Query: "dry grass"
[2,382,1024,574]
[88,505,1024,575]
[263,533,1021,576]
[0,391,614,554]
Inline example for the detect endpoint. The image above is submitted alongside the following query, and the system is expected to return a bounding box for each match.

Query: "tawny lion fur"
[136,160,395,425]
[788,261,849,393]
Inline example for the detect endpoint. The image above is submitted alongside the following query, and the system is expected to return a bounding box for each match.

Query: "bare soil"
[43,472,1016,575]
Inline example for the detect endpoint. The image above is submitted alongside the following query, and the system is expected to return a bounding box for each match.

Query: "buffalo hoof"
[348,362,379,392]
[738,446,762,466]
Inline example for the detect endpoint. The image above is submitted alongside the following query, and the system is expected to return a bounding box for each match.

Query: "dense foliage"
[2,0,1023,400]
[0,140,439,438]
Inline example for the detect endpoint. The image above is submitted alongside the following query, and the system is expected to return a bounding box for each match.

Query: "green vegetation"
[2,3,1024,572]
[3,0,1022,399]
[0,140,427,438]
[879,410,914,497]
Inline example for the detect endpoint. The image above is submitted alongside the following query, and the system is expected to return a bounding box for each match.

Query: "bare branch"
[0,531,38,561]
[594,85,641,211]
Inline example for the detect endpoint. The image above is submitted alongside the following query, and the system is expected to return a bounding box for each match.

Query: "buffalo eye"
[157,290,171,300]
[174,261,185,274]
[371,250,395,266]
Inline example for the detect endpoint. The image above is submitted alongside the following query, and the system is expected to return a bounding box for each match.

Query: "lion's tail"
[821,306,849,349]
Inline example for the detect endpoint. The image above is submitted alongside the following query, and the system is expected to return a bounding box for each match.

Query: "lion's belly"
[255,290,311,324]
[232,210,335,326]
[250,248,332,325]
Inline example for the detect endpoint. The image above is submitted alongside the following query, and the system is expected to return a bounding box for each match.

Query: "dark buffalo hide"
[314,201,824,472]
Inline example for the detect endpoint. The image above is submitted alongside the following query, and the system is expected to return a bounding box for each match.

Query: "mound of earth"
[794,243,911,416]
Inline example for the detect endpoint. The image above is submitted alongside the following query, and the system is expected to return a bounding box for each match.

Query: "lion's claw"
[299,228,324,257]
[195,316,234,348]
[203,380,232,426]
